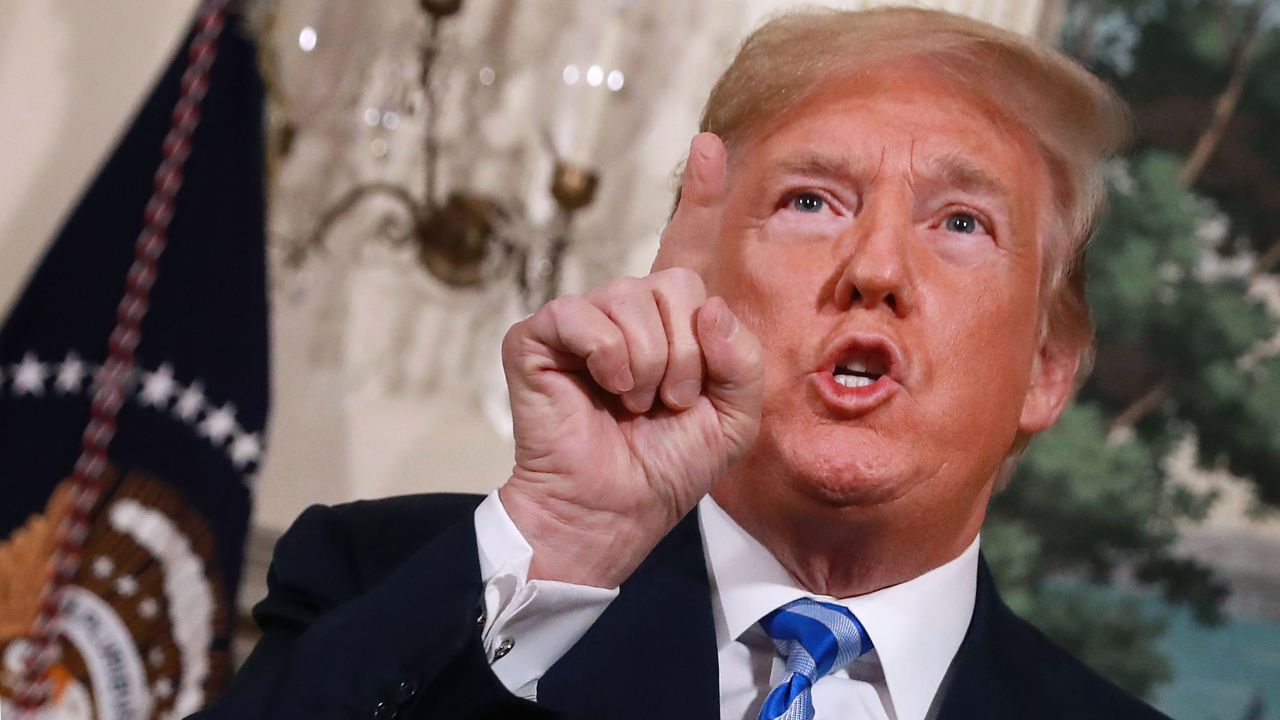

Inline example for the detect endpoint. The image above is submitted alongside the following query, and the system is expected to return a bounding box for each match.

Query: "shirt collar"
[697,495,979,720]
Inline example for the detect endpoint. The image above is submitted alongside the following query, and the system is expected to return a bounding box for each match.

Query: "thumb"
[653,133,727,271]
[696,297,763,454]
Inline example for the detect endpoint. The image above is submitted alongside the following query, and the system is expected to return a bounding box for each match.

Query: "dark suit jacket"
[191,493,1169,720]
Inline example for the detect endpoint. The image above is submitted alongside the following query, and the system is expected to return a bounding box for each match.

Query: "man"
[196,6,1168,720]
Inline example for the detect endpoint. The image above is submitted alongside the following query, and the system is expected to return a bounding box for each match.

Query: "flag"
[0,5,267,718]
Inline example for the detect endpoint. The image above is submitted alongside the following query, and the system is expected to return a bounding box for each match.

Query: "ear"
[1018,334,1081,435]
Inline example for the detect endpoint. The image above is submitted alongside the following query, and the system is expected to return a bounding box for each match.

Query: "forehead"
[732,63,1049,197]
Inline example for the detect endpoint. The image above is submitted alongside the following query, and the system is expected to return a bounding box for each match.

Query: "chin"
[760,423,921,509]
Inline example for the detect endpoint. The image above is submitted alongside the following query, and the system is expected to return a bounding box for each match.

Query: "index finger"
[655,133,728,262]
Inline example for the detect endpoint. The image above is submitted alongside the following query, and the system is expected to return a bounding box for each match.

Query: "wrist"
[498,481,667,589]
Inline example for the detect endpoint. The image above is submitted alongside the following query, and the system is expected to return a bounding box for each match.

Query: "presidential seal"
[0,470,233,719]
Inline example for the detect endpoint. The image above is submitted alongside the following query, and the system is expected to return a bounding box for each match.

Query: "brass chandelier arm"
[273,0,605,305]
[286,182,425,267]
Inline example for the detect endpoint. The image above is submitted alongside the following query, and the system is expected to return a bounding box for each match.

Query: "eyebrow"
[773,150,1010,201]
[773,151,870,185]
[919,152,1010,200]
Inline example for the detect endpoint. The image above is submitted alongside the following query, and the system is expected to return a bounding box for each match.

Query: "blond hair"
[701,6,1131,378]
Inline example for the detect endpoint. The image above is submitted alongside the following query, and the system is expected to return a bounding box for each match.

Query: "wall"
[0,1,200,316]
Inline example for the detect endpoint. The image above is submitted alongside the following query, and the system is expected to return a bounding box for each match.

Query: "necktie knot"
[756,597,874,720]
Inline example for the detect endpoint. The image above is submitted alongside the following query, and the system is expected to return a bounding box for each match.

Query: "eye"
[943,212,981,234]
[791,193,826,213]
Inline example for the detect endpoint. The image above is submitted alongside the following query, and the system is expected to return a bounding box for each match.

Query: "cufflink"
[493,636,515,661]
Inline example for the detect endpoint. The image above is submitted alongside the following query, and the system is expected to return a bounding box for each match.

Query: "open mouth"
[831,346,891,389]
[813,335,902,414]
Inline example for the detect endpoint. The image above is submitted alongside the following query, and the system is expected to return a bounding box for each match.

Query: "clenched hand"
[498,134,764,588]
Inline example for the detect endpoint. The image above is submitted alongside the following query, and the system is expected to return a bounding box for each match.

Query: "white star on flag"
[11,353,48,396]
[199,402,238,444]
[175,381,206,421]
[229,431,263,468]
[140,363,178,408]
[54,352,88,394]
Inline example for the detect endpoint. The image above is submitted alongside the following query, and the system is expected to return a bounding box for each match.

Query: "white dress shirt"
[473,491,979,719]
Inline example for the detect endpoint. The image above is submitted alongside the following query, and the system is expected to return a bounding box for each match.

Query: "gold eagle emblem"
[0,470,232,719]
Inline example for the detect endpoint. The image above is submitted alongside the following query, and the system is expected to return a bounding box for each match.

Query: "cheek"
[924,279,1041,415]
[736,294,808,382]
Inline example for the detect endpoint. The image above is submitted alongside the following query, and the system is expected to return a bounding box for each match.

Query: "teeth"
[834,374,875,389]
[837,352,887,378]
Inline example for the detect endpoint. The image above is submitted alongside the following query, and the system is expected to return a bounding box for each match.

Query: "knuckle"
[596,276,641,303]
[542,294,584,325]
[655,267,706,298]
[589,328,626,358]
[500,319,549,376]
[540,296,567,321]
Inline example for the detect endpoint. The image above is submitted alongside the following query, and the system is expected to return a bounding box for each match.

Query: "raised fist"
[498,134,764,588]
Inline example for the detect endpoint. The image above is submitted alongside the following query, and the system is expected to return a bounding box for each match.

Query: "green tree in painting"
[984,0,1280,699]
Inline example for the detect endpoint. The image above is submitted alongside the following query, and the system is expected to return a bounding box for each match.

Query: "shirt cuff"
[473,490,619,699]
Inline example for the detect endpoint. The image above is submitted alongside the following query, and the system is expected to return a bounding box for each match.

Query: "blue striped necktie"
[756,597,875,720]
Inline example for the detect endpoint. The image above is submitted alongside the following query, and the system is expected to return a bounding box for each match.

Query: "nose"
[832,204,915,316]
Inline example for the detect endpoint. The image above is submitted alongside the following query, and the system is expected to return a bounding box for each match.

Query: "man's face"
[704,64,1069,525]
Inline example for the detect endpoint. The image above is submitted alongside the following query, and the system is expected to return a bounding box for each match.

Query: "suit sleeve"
[189,503,556,720]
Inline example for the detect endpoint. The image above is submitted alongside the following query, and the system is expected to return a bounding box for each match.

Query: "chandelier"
[263,0,608,310]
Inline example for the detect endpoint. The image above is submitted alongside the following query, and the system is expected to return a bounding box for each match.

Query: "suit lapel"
[932,557,1022,720]
[538,509,720,719]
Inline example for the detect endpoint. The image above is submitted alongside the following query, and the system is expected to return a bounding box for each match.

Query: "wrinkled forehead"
[726,59,1050,187]
[742,58,1049,159]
